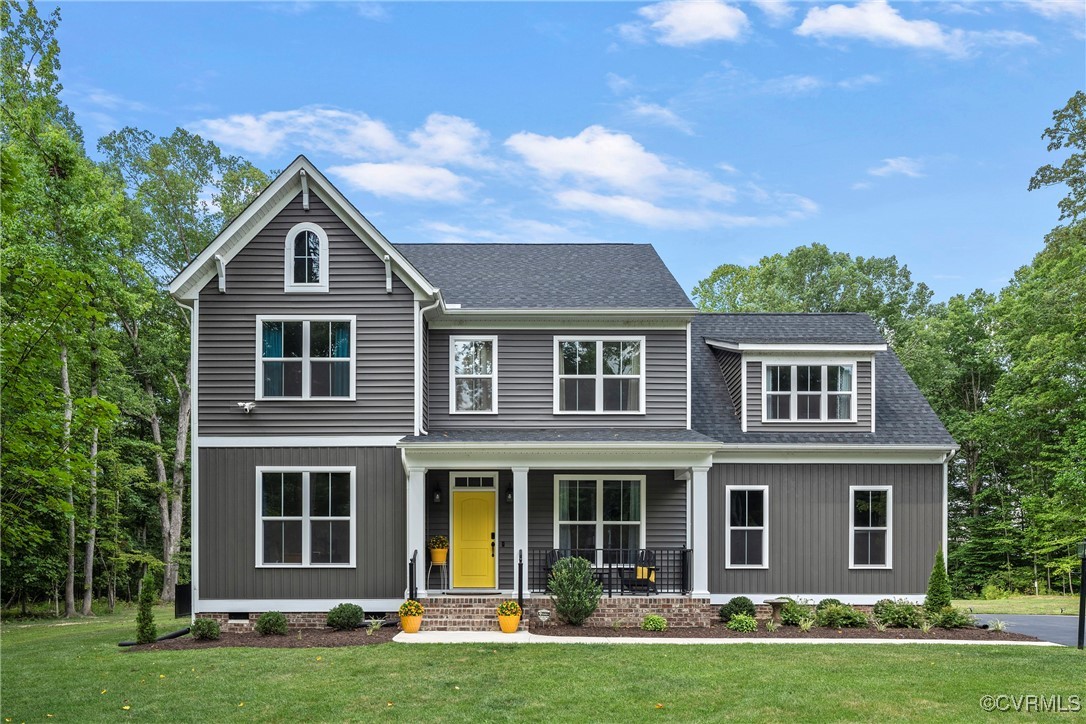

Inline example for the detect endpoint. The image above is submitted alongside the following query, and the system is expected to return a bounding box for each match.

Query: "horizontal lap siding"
[198,191,414,437]
[198,447,405,600]
[707,463,942,595]
[428,329,687,428]
[746,359,872,432]
[715,349,742,417]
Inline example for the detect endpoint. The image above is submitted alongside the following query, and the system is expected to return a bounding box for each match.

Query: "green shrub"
[718,596,756,622]
[798,616,815,632]
[925,548,953,613]
[641,614,668,631]
[255,611,288,635]
[928,606,975,629]
[326,603,365,631]
[815,603,869,628]
[981,583,1010,600]
[190,618,221,641]
[135,572,157,644]
[872,598,922,628]
[548,556,602,626]
[779,598,812,626]
[814,598,844,612]
[726,613,758,632]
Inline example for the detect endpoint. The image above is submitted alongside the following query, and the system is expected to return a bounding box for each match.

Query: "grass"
[953,595,1080,615]
[3,606,1084,722]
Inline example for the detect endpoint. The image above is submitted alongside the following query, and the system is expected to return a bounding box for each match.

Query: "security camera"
[237,402,256,413]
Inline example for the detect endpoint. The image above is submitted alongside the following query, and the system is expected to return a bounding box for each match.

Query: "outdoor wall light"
[505,485,514,504]
[432,486,442,505]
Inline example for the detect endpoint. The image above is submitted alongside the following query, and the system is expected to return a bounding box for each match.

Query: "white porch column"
[406,466,428,597]
[512,466,529,589]
[690,465,711,597]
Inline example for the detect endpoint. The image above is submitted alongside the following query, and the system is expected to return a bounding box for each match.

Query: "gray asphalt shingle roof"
[394,243,694,310]
[399,428,720,445]
[692,314,955,447]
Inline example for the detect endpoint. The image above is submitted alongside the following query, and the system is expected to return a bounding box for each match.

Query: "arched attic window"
[284,222,329,292]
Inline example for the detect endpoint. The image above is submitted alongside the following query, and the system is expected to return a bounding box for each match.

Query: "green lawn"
[953,595,1080,615]
[2,606,1083,722]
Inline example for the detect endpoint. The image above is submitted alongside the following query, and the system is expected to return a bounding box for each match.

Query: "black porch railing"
[528,547,691,596]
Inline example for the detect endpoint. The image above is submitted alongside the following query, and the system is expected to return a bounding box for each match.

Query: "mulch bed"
[531,622,1039,642]
[127,625,398,650]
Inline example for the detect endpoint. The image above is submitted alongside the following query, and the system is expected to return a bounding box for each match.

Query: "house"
[168,156,956,628]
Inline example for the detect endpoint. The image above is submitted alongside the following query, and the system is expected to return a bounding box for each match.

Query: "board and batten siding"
[198,447,405,600]
[197,191,415,437]
[708,463,942,595]
[745,359,872,432]
[427,329,688,428]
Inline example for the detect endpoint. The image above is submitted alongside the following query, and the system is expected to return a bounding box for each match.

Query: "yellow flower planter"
[400,614,422,633]
[498,613,521,633]
[429,547,448,565]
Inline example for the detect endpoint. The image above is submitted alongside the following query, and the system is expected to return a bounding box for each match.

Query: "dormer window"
[763,362,854,422]
[284,222,329,292]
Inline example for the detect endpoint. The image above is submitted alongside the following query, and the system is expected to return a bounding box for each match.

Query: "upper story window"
[450,336,497,414]
[850,486,891,569]
[256,316,355,400]
[764,362,854,422]
[257,468,355,567]
[554,337,645,414]
[284,222,329,293]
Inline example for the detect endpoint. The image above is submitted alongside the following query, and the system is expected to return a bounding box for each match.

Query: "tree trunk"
[161,361,191,601]
[60,344,76,618]
[81,321,99,616]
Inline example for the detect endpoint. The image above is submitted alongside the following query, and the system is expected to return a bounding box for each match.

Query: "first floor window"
[726,486,768,568]
[851,486,891,568]
[556,477,643,564]
[259,469,355,566]
[259,317,354,399]
[451,337,497,413]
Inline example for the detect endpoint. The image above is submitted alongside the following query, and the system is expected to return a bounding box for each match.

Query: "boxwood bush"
[779,598,813,626]
[814,598,844,612]
[255,611,288,635]
[548,556,602,626]
[814,603,869,629]
[326,603,366,631]
[928,606,975,629]
[191,618,221,641]
[718,596,756,622]
[872,598,923,628]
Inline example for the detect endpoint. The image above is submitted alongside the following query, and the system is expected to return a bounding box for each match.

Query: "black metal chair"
[620,549,657,594]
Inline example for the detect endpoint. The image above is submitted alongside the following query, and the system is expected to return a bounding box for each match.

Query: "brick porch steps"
[420,595,524,632]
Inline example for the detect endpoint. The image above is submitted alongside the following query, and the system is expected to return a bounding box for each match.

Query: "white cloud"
[416,216,612,245]
[554,189,816,229]
[851,180,873,191]
[407,113,493,169]
[751,0,795,24]
[837,73,882,90]
[193,107,403,158]
[760,74,825,95]
[795,0,1036,57]
[619,0,749,46]
[354,2,389,20]
[1020,0,1084,21]
[868,156,925,177]
[606,72,635,95]
[328,162,471,202]
[627,99,695,134]
[716,162,739,174]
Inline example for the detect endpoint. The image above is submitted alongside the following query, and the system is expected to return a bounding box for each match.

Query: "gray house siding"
[708,463,942,595]
[197,191,415,437]
[427,329,688,429]
[745,359,872,433]
[713,348,742,418]
[198,446,404,601]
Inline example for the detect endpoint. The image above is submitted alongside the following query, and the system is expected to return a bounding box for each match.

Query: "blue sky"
[57,0,1083,300]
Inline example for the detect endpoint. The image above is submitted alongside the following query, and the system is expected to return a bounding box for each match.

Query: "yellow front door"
[452,490,496,588]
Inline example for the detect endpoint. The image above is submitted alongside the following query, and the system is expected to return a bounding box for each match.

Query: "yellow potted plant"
[399,599,424,633]
[497,600,522,633]
[428,535,449,565]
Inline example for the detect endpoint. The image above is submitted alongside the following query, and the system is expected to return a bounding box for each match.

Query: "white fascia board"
[198,435,403,448]
[713,445,956,465]
[198,598,406,613]
[705,339,887,354]
[169,156,437,301]
[401,445,716,471]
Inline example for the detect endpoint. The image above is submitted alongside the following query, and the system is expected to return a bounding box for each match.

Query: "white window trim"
[724,485,769,570]
[760,359,857,424]
[255,315,357,401]
[448,336,499,415]
[849,485,893,570]
[284,222,329,293]
[255,466,356,568]
[552,475,647,566]
[552,336,647,415]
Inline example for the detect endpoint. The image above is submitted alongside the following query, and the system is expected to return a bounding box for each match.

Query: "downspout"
[415,291,443,436]
[941,447,957,573]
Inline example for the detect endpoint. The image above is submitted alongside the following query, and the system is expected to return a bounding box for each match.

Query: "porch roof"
[398,428,720,447]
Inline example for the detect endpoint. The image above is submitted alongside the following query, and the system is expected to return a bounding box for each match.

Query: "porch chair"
[620,549,657,595]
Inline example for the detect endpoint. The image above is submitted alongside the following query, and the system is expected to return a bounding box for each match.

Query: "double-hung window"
[284,222,329,292]
[726,486,768,568]
[450,336,497,413]
[850,486,891,568]
[555,477,645,564]
[258,468,355,567]
[764,362,854,421]
[554,337,645,413]
[257,316,355,400]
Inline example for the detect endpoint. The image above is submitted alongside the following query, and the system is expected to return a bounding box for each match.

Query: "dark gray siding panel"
[198,447,404,600]
[713,348,742,418]
[746,359,872,433]
[424,470,514,589]
[708,463,942,595]
[428,329,687,429]
[197,191,415,436]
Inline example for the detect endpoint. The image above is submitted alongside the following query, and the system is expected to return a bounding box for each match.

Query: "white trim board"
[199,598,406,613]
[706,339,887,353]
[707,593,924,606]
[198,436,403,448]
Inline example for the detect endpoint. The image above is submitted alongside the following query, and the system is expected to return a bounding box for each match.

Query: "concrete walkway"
[974,614,1080,647]
[393,631,1059,646]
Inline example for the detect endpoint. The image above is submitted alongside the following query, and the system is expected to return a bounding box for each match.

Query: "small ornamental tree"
[925,548,952,614]
[548,556,602,625]
[136,571,158,644]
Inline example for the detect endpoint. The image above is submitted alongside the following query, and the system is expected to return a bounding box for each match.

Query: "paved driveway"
[974,614,1080,647]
